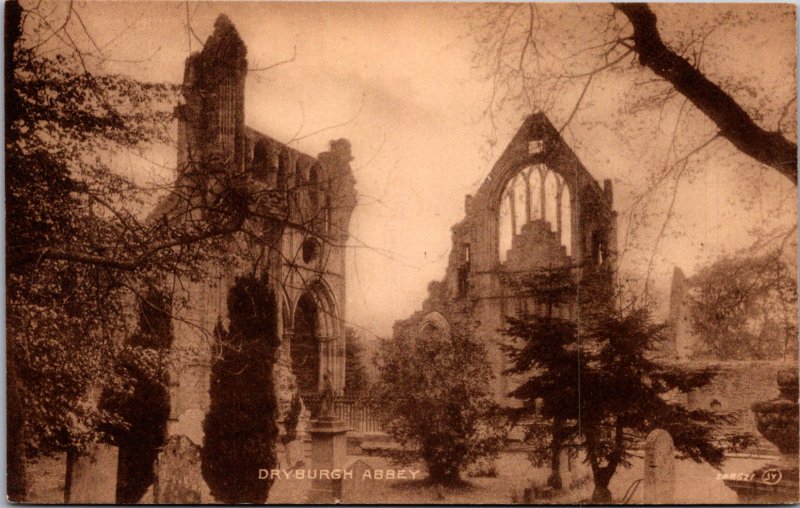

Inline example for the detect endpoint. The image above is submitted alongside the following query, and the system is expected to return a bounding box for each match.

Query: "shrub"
[374,312,505,484]
[201,275,280,503]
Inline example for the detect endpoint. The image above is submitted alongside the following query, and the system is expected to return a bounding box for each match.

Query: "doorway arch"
[291,292,320,396]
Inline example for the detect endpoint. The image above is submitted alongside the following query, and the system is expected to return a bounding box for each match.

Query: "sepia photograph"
[5,0,798,504]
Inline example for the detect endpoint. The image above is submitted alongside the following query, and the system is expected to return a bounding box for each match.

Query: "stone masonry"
[147,15,357,500]
[396,114,617,404]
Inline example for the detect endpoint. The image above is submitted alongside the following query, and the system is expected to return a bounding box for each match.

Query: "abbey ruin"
[396,113,617,402]
[70,16,360,503]
[164,15,357,445]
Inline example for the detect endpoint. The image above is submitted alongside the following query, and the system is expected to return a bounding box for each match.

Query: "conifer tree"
[502,266,580,491]
[505,268,733,502]
[577,294,729,503]
[201,275,280,503]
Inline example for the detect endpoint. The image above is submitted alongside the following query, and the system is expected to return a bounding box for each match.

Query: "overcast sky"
[69,1,797,338]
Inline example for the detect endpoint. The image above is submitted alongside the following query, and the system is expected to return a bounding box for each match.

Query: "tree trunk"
[591,483,613,504]
[428,462,462,485]
[6,4,28,498]
[614,3,798,184]
[591,464,616,503]
[7,364,28,501]
[546,419,563,490]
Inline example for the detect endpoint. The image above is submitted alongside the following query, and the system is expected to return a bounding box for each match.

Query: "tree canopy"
[6,0,178,478]
[503,269,733,502]
[688,250,798,360]
[375,310,505,484]
[5,0,285,497]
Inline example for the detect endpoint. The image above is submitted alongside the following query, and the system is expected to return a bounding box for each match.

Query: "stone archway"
[291,292,320,397]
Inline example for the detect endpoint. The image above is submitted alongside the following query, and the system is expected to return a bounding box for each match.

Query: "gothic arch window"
[309,164,321,212]
[543,171,559,228]
[590,229,607,266]
[419,312,450,340]
[290,279,341,397]
[252,140,269,181]
[527,167,540,222]
[292,292,320,396]
[498,164,572,262]
[498,190,514,260]
[560,184,572,253]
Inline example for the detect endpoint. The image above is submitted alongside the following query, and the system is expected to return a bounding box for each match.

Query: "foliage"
[6,1,285,497]
[578,280,730,502]
[465,456,499,478]
[374,311,505,484]
[501,267,580,490]
[344,326,371,396]
[201,275,281,504]
[6,0,177,481]
[504,269,733,502]
[688,251,798,360]
[98,289,173,503]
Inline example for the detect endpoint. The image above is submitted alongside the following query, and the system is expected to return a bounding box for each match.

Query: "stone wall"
[683,360,785,452]
[149,14,357,503]
[397,113,617,404]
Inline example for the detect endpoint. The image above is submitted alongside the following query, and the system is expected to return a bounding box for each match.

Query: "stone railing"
[302,395,383,435]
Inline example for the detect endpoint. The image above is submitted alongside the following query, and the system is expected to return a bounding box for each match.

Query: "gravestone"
[339,459,375,503]
[284,439,306,469]
[644,429,675,504]
[65,444,118,503]
[154,435,208,503]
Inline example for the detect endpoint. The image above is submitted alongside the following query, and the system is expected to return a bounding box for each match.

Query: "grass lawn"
[23,447,773,504]
[268,449,773,504]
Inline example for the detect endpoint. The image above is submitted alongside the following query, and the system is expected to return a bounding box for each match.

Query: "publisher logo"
[761,468,782,485]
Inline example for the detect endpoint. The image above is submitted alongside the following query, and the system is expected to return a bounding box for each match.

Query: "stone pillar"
[64,444,119,503]
[643,429,675,504]
[306,416,349,503]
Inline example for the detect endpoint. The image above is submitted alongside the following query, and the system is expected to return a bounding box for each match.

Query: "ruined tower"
[152,15,357,502]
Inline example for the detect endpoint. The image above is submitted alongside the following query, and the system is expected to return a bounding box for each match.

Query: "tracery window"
[498,164,572,262]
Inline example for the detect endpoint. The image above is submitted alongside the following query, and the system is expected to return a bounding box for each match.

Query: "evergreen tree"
[201,275,280,503]
[505,269,733,502]
[502,267,580,490]
[578,295,729,502]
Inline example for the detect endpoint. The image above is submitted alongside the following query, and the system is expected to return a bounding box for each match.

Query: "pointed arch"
[289,278,341,395]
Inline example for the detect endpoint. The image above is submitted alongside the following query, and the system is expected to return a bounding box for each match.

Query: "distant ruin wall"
[683,360,785,452]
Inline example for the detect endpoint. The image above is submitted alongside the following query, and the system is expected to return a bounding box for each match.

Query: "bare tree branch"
[614,3,797,184]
